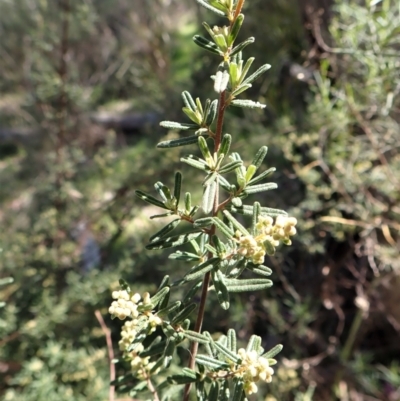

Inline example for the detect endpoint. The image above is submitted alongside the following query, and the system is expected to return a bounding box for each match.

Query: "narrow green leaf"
[205,99,218,126]
[219,160,243,174]
[182,91,196,111]
[118,278,130,292]
[230,37,255,56]
[202,180,217,214]
[204,244,217,256]
[193,217,214,228]
[224,278,273,292]
[214,341,239,363]
[212,217,235,238]
[163,323,177,338]
[183,330,211,344]
[248,264,273,277]
[198,136,213,165]
[227,328,237,353]
[222,210,250,235]
[171,303,197,325]
[240,57,255,82]
[169,251,200,261]
[243,63,272,85]
[251,146,268,169]
[149,356,164,374]
[252,201,261,235]
[213,33,228,52]
[220,380,230,401]
[216,334,227,348]
[157,135,201,148]
[231,83,252,97]
[248,167,276,185]
[262,344,283,359]
[232,380,245,401]
[157,301,181,317]
[183,107,202,124]
[212,269,230,310]
[140,340,168,358]
[208,382,220,401]
[203,171,218,187]
[174,172,182,205]
[157,275,170,291]
[218,175,232,191]
[208,0,229,12]
[195,97,204,115]
[137,303,154,313]
[135,190,169,209]
[149,219,181,242]
[184,192,191,213]
[146,232,202,250]
[244,182,278,194]
[154,182,171,202]
[203,331,217,356]
[190,205,200,217]
[181,155,209,170]
[245,164,257,183]
[229,13,244,46]
[230,99,266,108]
[168,370,198,385]
[202,21,216,38]
[196,354,230,370]
[195,0,225,15]
[196,381,206,401]
[193,35,223,55]
[228,204,287,217]
[218,133,232,158]
[150,211,175,219]
[182,280,203,304]
[246,335,261,353]
[229,61,239,87]
[150,287,170,309]
[212,235,226,255]
[163,340,176,367]
[159,121,198,130]
[183,257,220,283]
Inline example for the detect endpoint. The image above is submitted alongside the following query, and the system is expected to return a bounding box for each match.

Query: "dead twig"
[95,310,116,401]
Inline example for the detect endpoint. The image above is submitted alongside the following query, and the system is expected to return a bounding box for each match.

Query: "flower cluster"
[110,290,163,377]
[236,216,297,264]
[109,290,141,320]
[119,320,161,379]
[235,348,275,395]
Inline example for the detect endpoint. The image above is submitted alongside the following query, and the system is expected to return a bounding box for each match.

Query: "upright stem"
[182,89,227,401]
[214,90,226,152]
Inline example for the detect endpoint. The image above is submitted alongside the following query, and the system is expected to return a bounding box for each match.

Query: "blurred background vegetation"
[0,0,399,400]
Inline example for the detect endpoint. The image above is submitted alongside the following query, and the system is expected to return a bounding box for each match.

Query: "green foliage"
[1,0,399,400]
[109,1,298,400]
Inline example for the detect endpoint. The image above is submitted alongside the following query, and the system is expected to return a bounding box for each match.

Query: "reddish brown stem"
[95,310,115,401]
[232,0,245,23]
[214,90,227,152]
[182,83,227,401]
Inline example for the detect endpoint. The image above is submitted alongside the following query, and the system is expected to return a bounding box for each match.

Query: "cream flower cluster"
[109,290,142,320]
[120,338,159,379]
[236,216,297,264]
[111,291,163,377]
[235,348,275,395]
